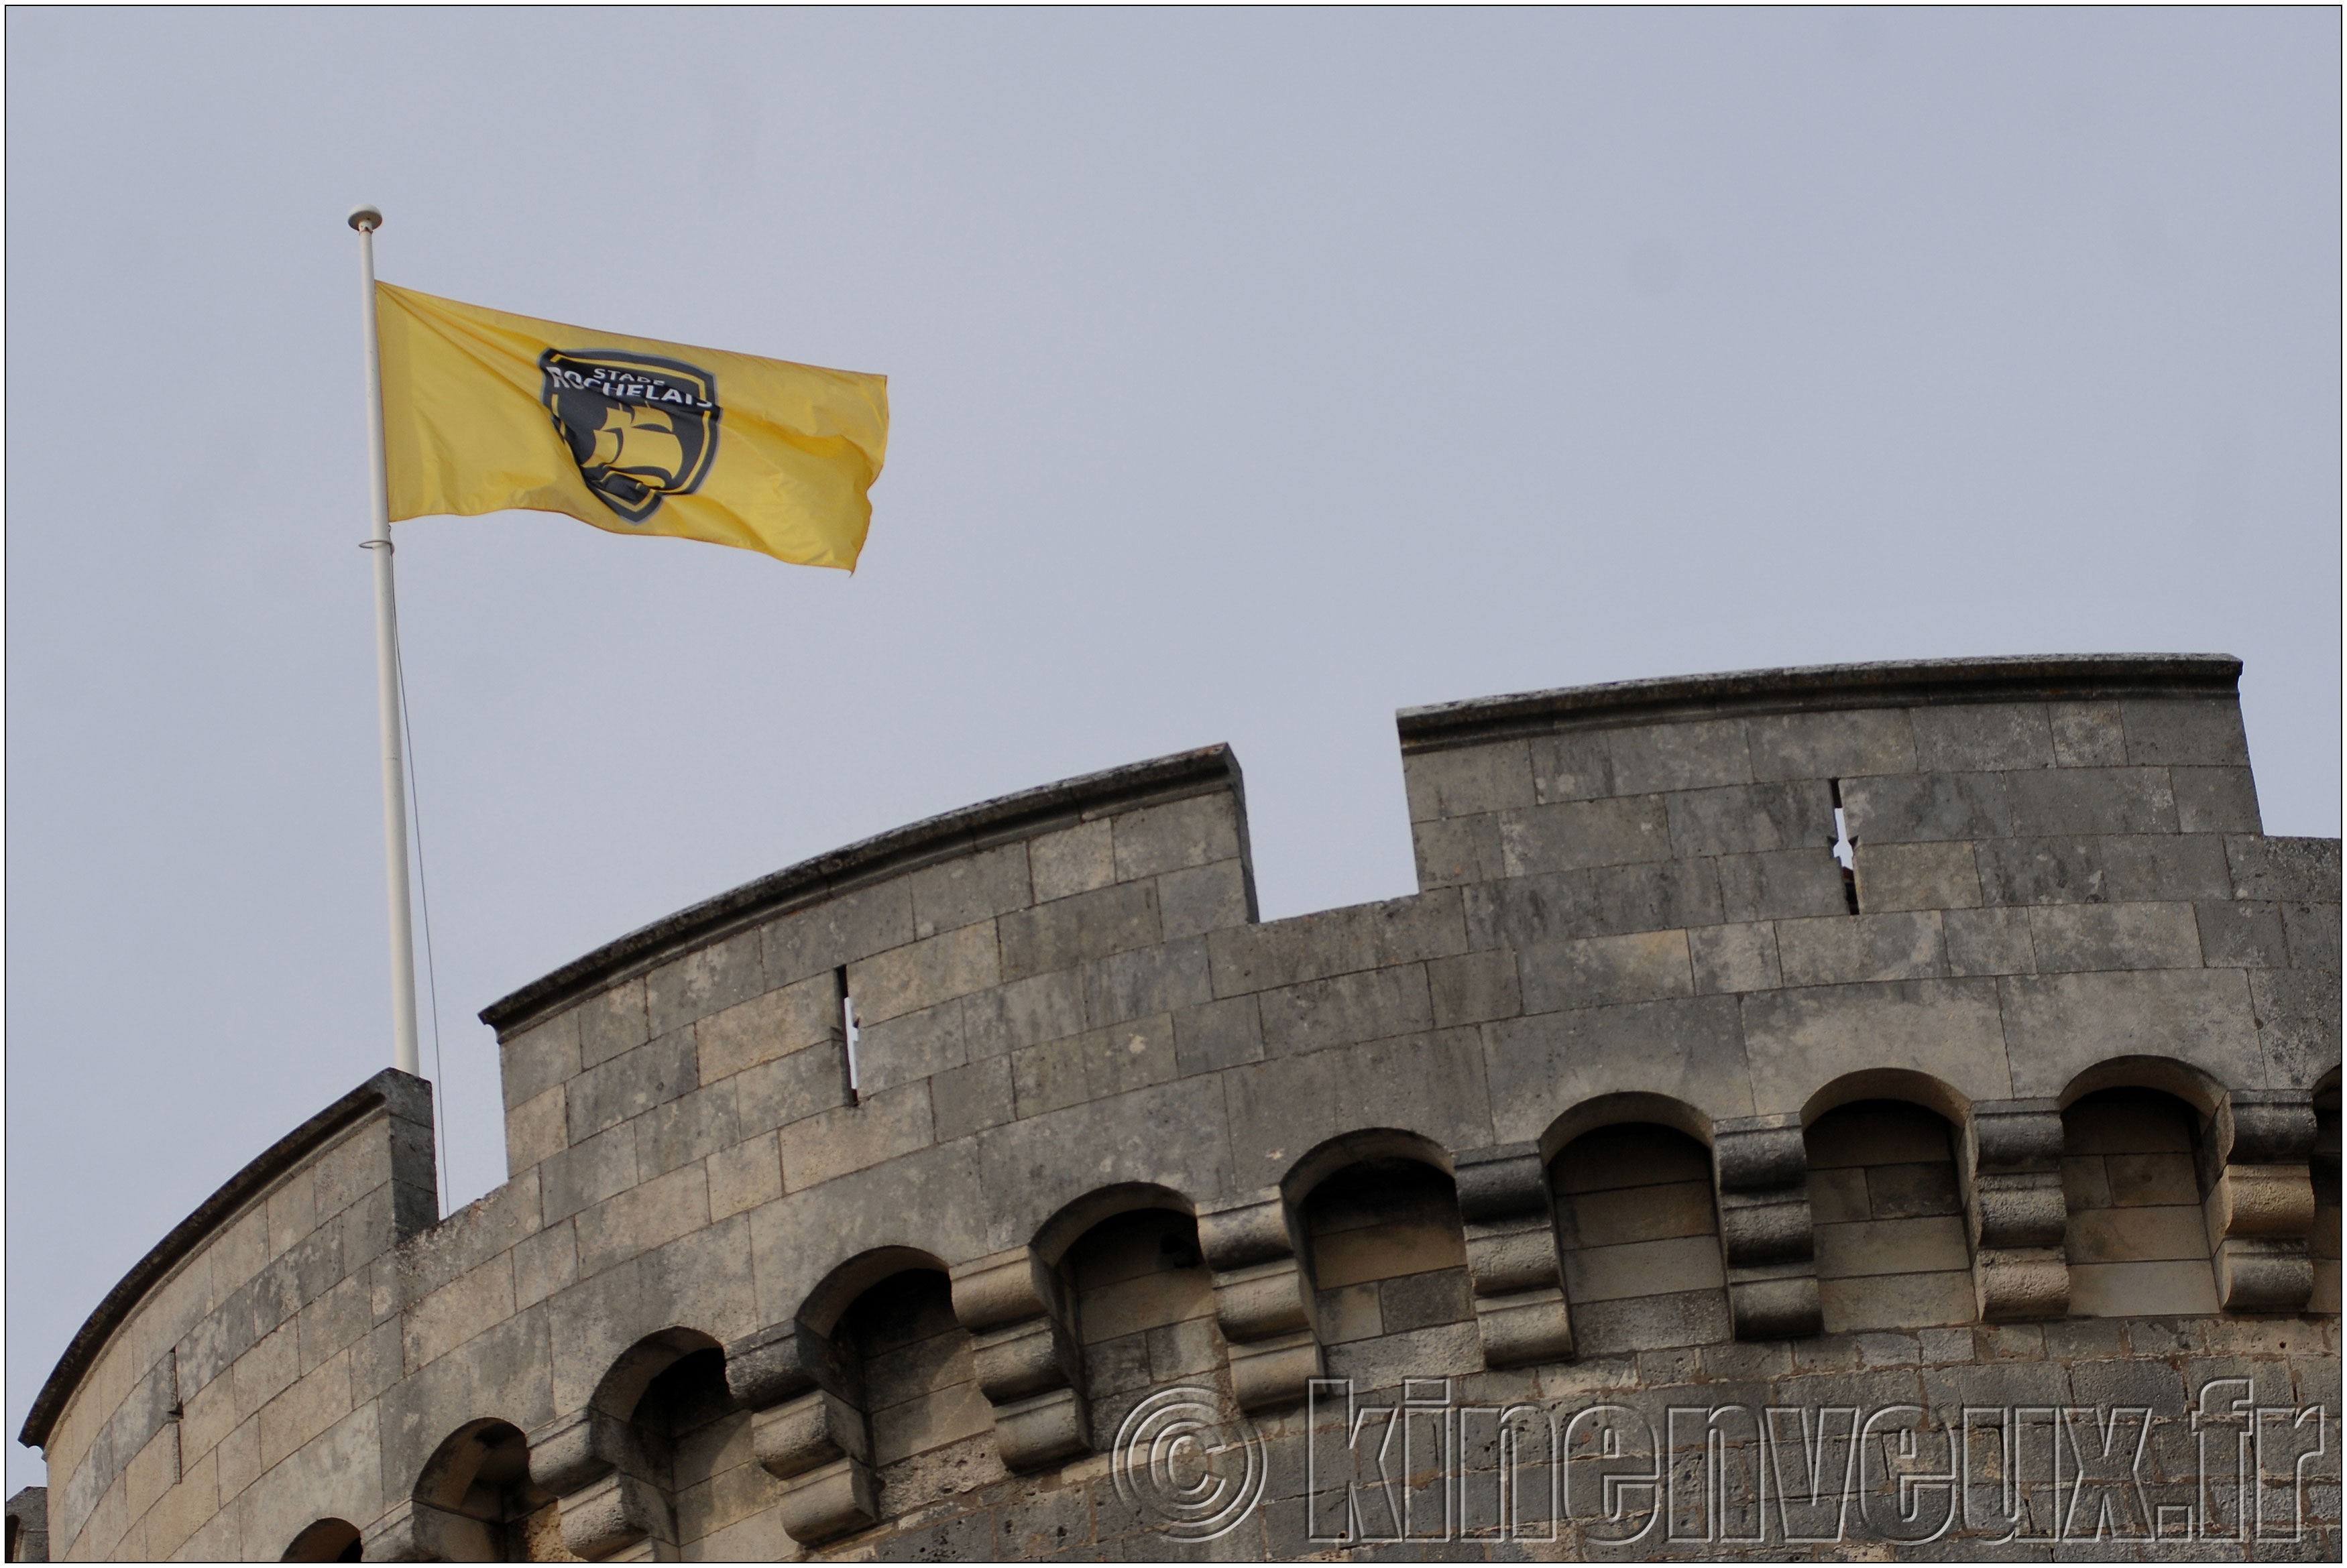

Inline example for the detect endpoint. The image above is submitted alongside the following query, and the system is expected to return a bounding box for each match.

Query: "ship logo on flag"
[538,349,721,522]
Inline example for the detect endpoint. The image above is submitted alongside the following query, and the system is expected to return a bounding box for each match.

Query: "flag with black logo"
[374,284,888,569]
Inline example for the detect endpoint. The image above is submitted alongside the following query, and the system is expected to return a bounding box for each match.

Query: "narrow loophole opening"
[838,966,862,1106]
[1828,780,1861,914]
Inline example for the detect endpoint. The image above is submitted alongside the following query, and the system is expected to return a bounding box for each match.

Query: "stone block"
[1839,772,2013,844]
[1667,780,1836,859]
[2066,1259,2220,1319]
[1406,739,1535,821]
[1911,703,2057,772]
[1998,967,2260,1100]
[961,968,1086,1062]
[575,1163,711,1279]
[2049,702,2128,768]
[566,1031,698,1146]
[1607,717,1756,796]
[781,1083,935,1191]
[1379,1267,1473,1332]
[2285,900,2343,971]
[1817,1270,1974,1334]
[2024,901,2202,973]
[1742,977,2010,1116]
[501,1011,583,1111]
[1806,1167,1867,1223]
[1558,1180,1717,1249]
[1427,949,1522,1028]
[907,843,1033,941]
[1562,1235,1725,1303]
[1084,936,1214,1029]
[931,1056,1015,1143]
[512,1222,579,1311]
[734,1040,852,1137]
[1257,965,1431,1058]
[855,998,967,1094]
[1112,792,1243,880]
[1158,858,1252,940]
[577,977,652,1070]
[1973,831,2235,908]
[646,925,766,1040]
[1523,728,1614,805]
[1568,1286,1733,1355]
[1774,912,1948,987]
[2195,900,2291,969]
[1473,1288,1574,1368]
[2226,833,2343,903]
[1028,818,1114,903]
[1713,849,1847,924]
[1171,995,1264,1074]
[1411,815,1504,890]
[506,1086,567,1175]
[1497,795,1672,877]
[2064,1203,2209,1264]
[991,1386,1090,1472]
[540,1124,642,1227]
[1814,1215,1969,1278]
[998,880,1159,983]
[1485,996,1752,1144]
[1080,1014,1184,1101]
[1688,920,1782,996]
[760,882,916,989]
[696,974,842,1085]
[635,1083,741,1178]
[850,921,1000,1028]
[2102,1151,2197,1206]
[1227,1331,1321,1412]
[1853,841,1980,913]
[2120,697,2251,767]
[1322,1319,1483,1390]
[1941,907,2035,977]
[1367,889,1465,965]
[400,1255,515,1374]
[1747,709,1915,782]
[255,1353,351,1473]
[2249,967,2342,1089]
[1520,928,1693,1013]
[1314,1281,1381,1343]
[1311,1215,1465,1290]
[2004,766,2179,837]
[1330,1030,1497,1158]
[2172,766,2263,834]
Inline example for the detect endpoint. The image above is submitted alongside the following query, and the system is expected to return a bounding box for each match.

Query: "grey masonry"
[15,654,2341,1561]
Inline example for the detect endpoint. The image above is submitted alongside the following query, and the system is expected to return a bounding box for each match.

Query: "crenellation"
[21,657,2338,1561]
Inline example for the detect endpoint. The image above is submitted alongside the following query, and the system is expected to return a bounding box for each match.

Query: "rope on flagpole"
[393,626,453,1220]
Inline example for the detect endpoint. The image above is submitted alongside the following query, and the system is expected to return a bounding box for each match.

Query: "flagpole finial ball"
[347,204,384,233]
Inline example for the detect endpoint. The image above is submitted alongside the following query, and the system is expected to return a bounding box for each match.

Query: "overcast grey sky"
[6,9,2338,1489]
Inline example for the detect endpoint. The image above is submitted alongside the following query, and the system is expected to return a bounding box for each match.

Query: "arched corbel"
[722,1319,876,1547]
[2204,1089,2319,1313]
[1963,1099,2069,1321]
[1454,1142,1572,1368]
[1197,1192,1321,1410]
[1711,1115,1822,1339]
[949,1248,1089,1470]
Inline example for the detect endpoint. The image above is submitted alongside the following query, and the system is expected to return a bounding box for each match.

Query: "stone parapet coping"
[479,743,1245,1037]
[17,1069,434,1450]
[1396,653,2243,753]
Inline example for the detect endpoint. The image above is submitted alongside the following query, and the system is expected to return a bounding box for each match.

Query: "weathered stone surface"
[28,657,2340,1566]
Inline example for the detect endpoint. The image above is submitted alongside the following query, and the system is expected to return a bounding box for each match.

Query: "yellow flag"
[376,283,887,569]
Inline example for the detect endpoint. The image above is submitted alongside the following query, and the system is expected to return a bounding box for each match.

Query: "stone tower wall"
[19,655,2342,1561]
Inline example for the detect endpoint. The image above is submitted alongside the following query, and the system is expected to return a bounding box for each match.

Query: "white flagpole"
[349,203,422,1078]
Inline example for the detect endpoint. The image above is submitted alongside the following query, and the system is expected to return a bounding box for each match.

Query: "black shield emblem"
[540,349,721,523]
